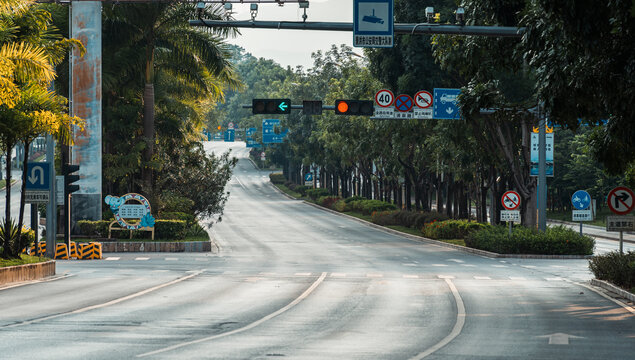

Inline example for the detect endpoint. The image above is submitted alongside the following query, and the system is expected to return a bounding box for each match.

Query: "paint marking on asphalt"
[105,257,120,261]
[135,257,150,261]
[575,281,635,315]
[409,278,466,360]
[165,258,178,261]
[3,271,204,328]
[403,274,419,279]
[492,265,508,268]
[437,275,455,279]
[545,277,564,281]
[447,259,464,263]
[474,276,491,280]
[295,272,312,277]
[431,264,448,267]
[461,264,476,267]
[137,272,328,358]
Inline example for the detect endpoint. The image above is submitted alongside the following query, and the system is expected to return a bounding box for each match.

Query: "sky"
[224,0,354,69]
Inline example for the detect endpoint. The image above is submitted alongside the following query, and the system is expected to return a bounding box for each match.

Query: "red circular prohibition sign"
[607,186,635,215]
[501,191,521,210]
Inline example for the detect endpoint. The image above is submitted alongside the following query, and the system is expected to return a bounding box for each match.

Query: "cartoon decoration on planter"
[105,193,155,239]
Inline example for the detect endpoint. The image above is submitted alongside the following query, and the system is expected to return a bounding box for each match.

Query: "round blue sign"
[394,94,414,112]
[304,173,313,182]
[571,190,591,210]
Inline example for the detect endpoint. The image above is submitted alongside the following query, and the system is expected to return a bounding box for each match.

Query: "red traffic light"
[334,100,374,116]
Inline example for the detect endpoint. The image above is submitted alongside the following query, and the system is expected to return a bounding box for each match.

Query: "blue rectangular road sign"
[433,88,461,120]
[25,162,51,191]
[263,119,288,144]
[224,129,235,142]
[354,0,394,48]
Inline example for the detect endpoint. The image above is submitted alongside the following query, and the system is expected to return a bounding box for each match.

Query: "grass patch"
[386,225,424,237]
[341,211,373,223]
[0,254,49,268]
[440,239,466,246]
[276,184,303,199]
[547,208,613,227]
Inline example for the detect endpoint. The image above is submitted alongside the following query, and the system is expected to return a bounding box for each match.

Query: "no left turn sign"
[502,191,521,210]
[375,89,394,108]
[607,186,635,215]
[414,90,433,109]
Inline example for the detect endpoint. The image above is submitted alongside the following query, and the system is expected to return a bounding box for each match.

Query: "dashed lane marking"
[474,276,491,280]
[135,257,150,261]
[105,257,120,261]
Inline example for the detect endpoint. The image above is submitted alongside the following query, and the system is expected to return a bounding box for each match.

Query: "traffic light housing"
[334,100,374,116]
[63,163,80,196]
[252,99,291,114]
[302,100,323,115]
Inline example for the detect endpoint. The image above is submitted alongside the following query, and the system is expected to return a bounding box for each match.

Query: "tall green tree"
[103,3,239,197]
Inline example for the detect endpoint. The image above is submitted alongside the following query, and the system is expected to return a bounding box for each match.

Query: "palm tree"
[103,3,240,198]
[0,0,84,257]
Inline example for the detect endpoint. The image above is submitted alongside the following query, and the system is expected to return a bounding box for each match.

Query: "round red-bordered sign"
[414,90,433,109]
[607,186,635,215]
[394,94,414,112]
[375,89,394,108]
[501,191,521,210]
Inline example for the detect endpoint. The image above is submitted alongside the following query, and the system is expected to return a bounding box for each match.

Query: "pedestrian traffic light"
[63,163,80,196]
[252,99,291,114]
[334,100,374,116]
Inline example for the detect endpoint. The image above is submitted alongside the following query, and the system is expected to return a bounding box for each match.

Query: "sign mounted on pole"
[501,190,521,210]
[414,90,433,109]
[394,94,414,112]
[353,0,394,48]
[571,190,591,210]
[607,186,635,215]
[375,89,394,107]
[25,162,51,203]
[433,88,461,120]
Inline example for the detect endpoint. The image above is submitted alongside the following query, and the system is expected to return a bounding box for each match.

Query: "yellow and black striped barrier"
[55,243,68,259]
[77,242,102,260]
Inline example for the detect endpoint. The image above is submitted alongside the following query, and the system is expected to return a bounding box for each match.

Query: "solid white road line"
[409,278,466,360]
[137,272,328,358]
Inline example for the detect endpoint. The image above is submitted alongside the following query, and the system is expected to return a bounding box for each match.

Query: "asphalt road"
[0,141,633,359]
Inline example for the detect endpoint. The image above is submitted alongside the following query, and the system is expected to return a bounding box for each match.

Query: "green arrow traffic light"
[252,99,291,114]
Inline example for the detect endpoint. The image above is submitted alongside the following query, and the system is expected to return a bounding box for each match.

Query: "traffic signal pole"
[189,20,525,38]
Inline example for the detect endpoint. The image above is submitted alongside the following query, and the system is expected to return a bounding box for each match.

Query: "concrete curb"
[591,279,635,303]
[301,199,593,260]
[0,260,56,285]
[549,219,635,243]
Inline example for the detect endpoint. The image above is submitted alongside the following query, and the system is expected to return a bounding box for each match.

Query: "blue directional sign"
[224,129,235,142]
[26,162,51,191]
[354,0,394,48]
[262,119,287,144]
[433,88,461,120]
[246,127,261,148]
[304,173,313,182]
[571,190,592,210]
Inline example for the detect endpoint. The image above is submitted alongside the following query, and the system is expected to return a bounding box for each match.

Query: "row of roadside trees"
[216,0,633,227]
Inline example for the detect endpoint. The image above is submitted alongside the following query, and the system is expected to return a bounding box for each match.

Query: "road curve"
[0,141,632,359]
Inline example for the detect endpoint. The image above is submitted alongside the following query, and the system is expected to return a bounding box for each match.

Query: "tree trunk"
[3,141,13,258]
[142,82,155,199]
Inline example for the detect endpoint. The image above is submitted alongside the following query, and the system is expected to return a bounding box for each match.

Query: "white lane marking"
[409,278,466,360]
[105,257,120,261]
[509,277,526,280]
[431,264,448,267]
[137,272,328,358]
[437,275,455,279]
[165,258,178,261]
[575,282,635,315]
[330,273,346,277]
[447,259,464,263]
[522,265,537,269]
[402,263,418,267]
[492,265,508,268]
[474,276,491,280]
[461,264,476,267]
[403,274,419,279]
[4,271,203,328]
[545,277,564,281]
[135,257,150,261]
[295,272,312,276]
[550,265,565,268]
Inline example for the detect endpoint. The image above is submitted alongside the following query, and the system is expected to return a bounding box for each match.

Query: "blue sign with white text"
[224,129,235,142]
[433,88,461,120]
[25,162,51,191]
[571,190,591,210]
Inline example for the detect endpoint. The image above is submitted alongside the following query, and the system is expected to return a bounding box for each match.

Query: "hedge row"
[78,219,188,240]
[269,173,286,184]
[371,210,449,229]
[422,219,490,239]
[589,251,635,291]
[465,225,595,255]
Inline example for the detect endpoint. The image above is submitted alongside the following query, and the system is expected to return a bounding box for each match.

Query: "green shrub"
[160,192,194,213]
[318,196,341,209]
[361,200,397,215]
[465,225,595,255]
[306,188,330,200]
[344,196,365,203]
[269,172,286,184]
[154,220,187,240]
[294,185,310,196]
[589,251,635,290]
[371,211,399,226]
[78,220,111,237]
[333,199,348,212]
[186,223,209,238]
[422,219,490,239]
[161,211,196,226]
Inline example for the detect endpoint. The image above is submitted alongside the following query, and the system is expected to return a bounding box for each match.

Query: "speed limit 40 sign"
[375,89,394,108]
